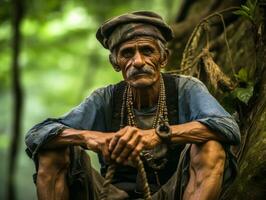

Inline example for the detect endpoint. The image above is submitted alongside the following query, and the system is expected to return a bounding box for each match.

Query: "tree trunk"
[168,0,266,199]
[7,0,24,200]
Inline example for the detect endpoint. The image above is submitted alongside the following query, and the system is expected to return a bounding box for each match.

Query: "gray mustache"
[127,66,155,78]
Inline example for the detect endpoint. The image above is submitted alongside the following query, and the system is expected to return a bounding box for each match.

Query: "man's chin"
[128,79,155,88]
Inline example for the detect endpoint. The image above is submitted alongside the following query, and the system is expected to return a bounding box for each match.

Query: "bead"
[120,75,169,129]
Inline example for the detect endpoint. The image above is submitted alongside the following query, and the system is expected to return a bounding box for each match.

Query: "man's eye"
[141,47,154,55]
[121,49,134,58]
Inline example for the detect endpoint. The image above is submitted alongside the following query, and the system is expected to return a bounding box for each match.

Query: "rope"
[179,7,239,74]
[100,156,152,200]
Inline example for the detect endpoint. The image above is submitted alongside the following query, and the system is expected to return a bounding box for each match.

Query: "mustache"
[126,65,155,79]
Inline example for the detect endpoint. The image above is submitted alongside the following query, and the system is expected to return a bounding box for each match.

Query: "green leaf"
[247,0,253,8]
[233,10,251,19]
[241,5,251,13]
[235,68,249,82]
[242,11,252,19]
[247,0,256,11]
[233,84,254,104]
[246,0,258,17]
[233,10,244,16]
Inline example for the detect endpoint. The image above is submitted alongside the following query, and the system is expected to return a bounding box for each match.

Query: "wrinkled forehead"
[117,36,159,51]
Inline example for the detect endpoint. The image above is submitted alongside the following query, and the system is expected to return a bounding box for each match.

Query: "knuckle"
[142,140,148,146]
[114,134,120,139]
[99,139,105,145]
[135,131,140,135]
[133,127,138,131]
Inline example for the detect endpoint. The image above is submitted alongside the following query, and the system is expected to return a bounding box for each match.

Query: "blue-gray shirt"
[25,75,240,160]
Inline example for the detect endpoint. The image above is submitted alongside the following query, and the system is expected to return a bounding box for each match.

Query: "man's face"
[116,37,163,88]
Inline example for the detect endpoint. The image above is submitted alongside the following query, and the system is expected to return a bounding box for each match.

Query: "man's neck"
[131,79,160,110]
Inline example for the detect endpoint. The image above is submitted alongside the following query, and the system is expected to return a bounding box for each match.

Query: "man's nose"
[132,51,145,68]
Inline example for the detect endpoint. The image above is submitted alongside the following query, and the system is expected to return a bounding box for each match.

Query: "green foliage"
[0,134,9,149]
[233,0,257,24]
[234,68,249,82]
[0,0,11,22]
[221,68,254,113]
[232,83,254,104]
[233,68,254,105]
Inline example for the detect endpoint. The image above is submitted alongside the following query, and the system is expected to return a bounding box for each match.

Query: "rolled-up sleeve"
[178,76,241,145]
[25,120,67,159]
[25,87,111,160]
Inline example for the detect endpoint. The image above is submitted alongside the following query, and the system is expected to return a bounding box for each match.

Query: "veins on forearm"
[41,129,86,149]
[170,121,225,144]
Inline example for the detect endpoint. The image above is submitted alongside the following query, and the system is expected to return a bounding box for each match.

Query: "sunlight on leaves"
[233,83,254,104]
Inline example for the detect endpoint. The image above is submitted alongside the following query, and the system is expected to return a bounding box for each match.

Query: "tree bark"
[168,0,266,199]
[7,0,24,199]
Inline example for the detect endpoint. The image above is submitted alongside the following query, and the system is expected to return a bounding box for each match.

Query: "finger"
[109,126,128,151]
[111,127,136,160]
[116,133,141,164]
[128,141,145,162]
[109,134,120,152]
[102,148,110,163]
[102,142,111,163]
[111,128,135,160]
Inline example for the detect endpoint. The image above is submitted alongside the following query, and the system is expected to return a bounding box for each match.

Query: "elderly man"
[25,11,240,200]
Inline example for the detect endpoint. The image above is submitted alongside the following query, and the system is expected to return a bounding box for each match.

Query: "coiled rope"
[100,156,152,200]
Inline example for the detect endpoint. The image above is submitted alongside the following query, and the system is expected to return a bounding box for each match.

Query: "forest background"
[0,0,180,199]
[0,0,265,200]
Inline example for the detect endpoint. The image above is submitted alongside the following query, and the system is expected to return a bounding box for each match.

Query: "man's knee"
[37,148,70,181]
[190,140,226,176]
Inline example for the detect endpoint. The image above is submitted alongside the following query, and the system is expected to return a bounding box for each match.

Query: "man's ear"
[160,49,170,68]
[109,54,121,72]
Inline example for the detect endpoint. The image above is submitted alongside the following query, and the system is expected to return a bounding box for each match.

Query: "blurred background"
[1,0,266,199]
[0,0,180,199]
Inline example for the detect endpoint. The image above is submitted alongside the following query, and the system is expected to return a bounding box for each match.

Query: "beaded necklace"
[120,75,169,130]
[120,75,169,186]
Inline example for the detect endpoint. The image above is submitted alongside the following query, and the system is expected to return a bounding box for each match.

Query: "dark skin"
[41,36,226,200]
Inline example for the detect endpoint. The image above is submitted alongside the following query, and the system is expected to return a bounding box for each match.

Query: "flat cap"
[96,11,174,50]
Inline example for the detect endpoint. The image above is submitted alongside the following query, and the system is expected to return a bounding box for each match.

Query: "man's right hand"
[44,126,160,165]
[82,127,145,163]
[82,130,116,163]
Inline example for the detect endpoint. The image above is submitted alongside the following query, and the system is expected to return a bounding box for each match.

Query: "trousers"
[34,144,237,200]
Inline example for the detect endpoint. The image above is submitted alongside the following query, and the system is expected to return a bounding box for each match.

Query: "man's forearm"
[41,128,88,149]
[170,121,225,144]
